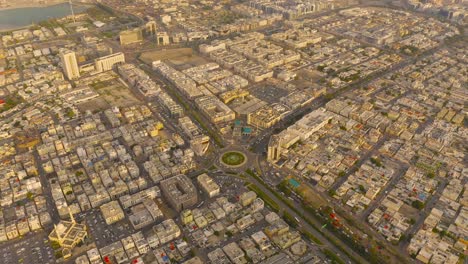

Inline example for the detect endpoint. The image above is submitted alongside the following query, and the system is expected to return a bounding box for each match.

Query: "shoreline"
[0,2,92,33]
[0,1,68,12]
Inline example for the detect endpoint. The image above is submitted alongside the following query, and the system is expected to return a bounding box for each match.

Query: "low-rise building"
[100,201,125,225]
[197,173,220,198]
[160,175,198,212]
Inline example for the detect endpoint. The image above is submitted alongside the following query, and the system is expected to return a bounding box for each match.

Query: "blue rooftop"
[289,178,300,188]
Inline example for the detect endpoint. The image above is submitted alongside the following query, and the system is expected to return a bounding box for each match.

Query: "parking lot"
[249,85,289,104]
[0,232,56,264]
[81,209,133,249]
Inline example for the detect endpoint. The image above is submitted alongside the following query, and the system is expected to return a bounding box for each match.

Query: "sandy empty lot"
[139,48,208,70]
[78,78,141,112]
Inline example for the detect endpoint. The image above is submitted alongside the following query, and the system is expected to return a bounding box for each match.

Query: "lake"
[0,3,88,31]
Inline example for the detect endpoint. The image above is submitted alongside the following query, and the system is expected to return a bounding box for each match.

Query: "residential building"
[100,201,125,225]
[197,173,220,198]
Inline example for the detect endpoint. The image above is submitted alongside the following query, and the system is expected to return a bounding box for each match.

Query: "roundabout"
[220,151,247,168]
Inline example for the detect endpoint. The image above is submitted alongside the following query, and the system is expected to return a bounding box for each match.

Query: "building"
[247,103,289,130]
[48,212,87,259]
[156,32,170,45]
[267,135,282,162]
[160,174,198,212]
[267,108,332,162]
[240,191,257,207]
[100,201,125,225]
[194,95,236,124]
[145,20,157,35]
[60,49,80,80]
[197,173,220,198]
[120,28,143,46]
[128,199,164,229]
[95,52,125,73]
[223,242,246,264]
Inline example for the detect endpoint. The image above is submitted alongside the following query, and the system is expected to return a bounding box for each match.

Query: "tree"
[370,157,383,167]
[65,108,75,118]
[50,241,61,250]
[358,185,366,193]
[411,200,424,210]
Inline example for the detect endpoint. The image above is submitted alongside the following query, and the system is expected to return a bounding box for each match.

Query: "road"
[242,171,369,264]
[249,40,448,154]
[360,161,409,221]
[399,178,448,249]
[330,135,390,192]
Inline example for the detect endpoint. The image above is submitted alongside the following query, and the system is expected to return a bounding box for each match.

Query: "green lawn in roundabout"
[221,151,246,166]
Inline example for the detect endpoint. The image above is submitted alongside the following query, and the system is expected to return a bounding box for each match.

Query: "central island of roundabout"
[219,151,247,168]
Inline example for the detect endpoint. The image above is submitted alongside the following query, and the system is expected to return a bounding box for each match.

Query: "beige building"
[95,52,125,73]
[240,191,257,207]
[197,173,220,198]
[247,103,289,130]
[194,95,236,124]
[160,174,198,212]
[60,49,80,80]
[267,135,282,162]
[100,201,125,225]
[156,32,170,45]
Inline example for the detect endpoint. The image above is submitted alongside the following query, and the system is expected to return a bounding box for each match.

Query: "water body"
[0,3,88,31]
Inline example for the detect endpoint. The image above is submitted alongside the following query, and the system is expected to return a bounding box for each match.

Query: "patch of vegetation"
[358,185,366,193]
[282,211,298,228]
[90,80,114,89]
[370,157,383,167]
[278,180,292,196]
[50,241,61,250]
[65,108,76,119]
[221,152,246,166]
[0,98,20,113]
[400,45,419,55]
[101,31,115,38]
[340,72,361,82]
[323,248,346,264]
[411,200,424,210]
[86,6,113,21]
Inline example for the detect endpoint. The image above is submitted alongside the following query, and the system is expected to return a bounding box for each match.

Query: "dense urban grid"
[0,0,466,264]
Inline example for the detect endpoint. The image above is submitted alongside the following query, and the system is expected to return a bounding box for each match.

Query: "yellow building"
[247,103,289,129]
[48,212,87,259]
